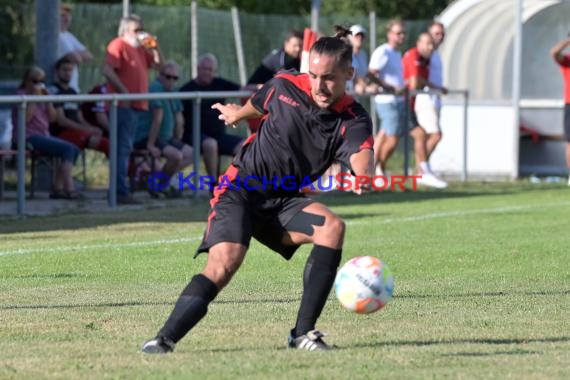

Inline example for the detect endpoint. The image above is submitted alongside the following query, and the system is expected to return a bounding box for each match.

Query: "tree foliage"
[70,0,454,19]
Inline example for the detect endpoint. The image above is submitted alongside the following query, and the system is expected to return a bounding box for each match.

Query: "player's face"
[388,24,406,46]
[57,63,74,84]
[60,10,71,30]
[418,35,434,59]
[160,68,179,91]
[350,33,365,49]
[308,53,353,109]
[430,25,445,47]
[196,58,216,86]
[284,37,303,59]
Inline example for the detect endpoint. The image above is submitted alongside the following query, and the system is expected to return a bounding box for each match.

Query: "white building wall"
[430,103,517,179]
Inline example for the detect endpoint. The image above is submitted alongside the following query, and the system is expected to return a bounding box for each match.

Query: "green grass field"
[1,183,569,379]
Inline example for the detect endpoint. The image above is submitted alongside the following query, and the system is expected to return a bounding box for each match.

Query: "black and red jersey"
[233,72,373,185]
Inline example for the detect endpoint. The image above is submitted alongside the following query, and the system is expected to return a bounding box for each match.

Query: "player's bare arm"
[551,37,570,63]
[350,148,374,194]
[211,99,262,127]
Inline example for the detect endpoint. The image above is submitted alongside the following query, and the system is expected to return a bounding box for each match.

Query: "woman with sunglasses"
[14,66,83,200]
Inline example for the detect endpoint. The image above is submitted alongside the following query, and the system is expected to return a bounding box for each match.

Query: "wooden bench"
[0,149,87,200]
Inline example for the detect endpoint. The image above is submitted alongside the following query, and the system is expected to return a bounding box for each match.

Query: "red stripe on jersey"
[241,132,257,147]
[330,94,355,114]
[275,72,312,99]
[360,136,374,150]
[263,87,276,111]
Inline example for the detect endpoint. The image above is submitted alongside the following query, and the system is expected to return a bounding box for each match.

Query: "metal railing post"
[192,97,201,199]
[403,91,410,178]
[462,90,469,182]
[108,100,118,208]
[17,102,27,217]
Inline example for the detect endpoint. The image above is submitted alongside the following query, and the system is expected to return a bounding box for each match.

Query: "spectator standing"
[368,19,407,177]
[49,57,109,158]
[246,30,303,134]
[347,25,369,95]
[247,30,303,86]
[550,36,570,186]
[134,61,193,197]
[102,14,164,205]
[58,3,93,92]
[401,32,447,188]
[414,22,448,165]
[180,54,243,179]
[13,66,82,199]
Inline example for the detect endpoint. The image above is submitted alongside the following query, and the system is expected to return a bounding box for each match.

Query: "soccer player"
[551,36,570,186]
[141,27,374,353]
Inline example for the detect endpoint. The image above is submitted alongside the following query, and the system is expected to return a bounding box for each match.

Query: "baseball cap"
[350,25,366,36]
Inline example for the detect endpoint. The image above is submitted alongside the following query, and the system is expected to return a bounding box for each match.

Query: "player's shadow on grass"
[0,297,299,311]
[351,336,570,349]
[395,289,570,299]
[441,349,543,357]
[319,188,509,207]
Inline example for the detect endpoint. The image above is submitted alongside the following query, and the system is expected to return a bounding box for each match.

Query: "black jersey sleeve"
[249,78,278,115]
[335,116,374,167]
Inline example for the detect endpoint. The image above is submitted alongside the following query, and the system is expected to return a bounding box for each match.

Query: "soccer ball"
[334,256,394,314]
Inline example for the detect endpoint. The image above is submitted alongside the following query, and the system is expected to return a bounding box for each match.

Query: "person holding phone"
[13,66,82,199]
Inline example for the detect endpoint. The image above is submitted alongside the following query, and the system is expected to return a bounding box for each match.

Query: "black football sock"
[294,245,342,337]
[157,274,219,343]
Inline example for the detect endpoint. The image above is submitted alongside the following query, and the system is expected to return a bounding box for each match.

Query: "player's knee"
[411,127,426,140]
[202,138,217,156]
[432,132,442,143]
[323,216,345,243]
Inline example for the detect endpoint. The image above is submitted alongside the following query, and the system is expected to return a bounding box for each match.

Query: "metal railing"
[403,89,470,181]
[0,88,469,216]
[0,90,252,216]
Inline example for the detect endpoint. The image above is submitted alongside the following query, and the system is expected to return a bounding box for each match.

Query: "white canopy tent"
[431,0,570,178]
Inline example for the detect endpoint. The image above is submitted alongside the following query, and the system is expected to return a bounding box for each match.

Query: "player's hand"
[147,145,161,159]
[86,126,102,135]
[352,182,373,195]
[211,102,241,128]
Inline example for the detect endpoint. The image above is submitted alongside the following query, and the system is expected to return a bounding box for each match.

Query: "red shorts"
[56,129,96,149]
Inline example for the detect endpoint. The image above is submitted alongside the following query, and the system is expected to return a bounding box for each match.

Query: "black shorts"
[196,173,313,260]
[564,104,570,141]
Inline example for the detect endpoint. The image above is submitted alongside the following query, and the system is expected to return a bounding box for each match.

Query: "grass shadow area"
[1,182,564,235]
[0,200,211,235]
[309,181,534,207]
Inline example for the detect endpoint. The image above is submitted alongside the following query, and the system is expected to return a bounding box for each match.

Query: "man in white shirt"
[414,21,448,162]
[58,4,93,92]
[368,19,407,176]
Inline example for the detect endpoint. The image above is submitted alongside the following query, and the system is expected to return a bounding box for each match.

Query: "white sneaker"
[567,175,570,187]
[417,172,448,189]
[375,163,384,177]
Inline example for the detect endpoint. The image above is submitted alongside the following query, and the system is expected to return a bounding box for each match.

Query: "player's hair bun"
[333,25,351,39]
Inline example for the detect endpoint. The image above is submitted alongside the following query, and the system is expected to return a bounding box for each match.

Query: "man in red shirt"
[550,36,570,186]
[402,32,447,188]
[102,14,164,204]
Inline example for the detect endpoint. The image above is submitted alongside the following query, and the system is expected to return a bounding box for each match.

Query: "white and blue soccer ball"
[334,256,394,314]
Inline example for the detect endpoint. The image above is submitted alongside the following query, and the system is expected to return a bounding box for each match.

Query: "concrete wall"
[430,102,518,180]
